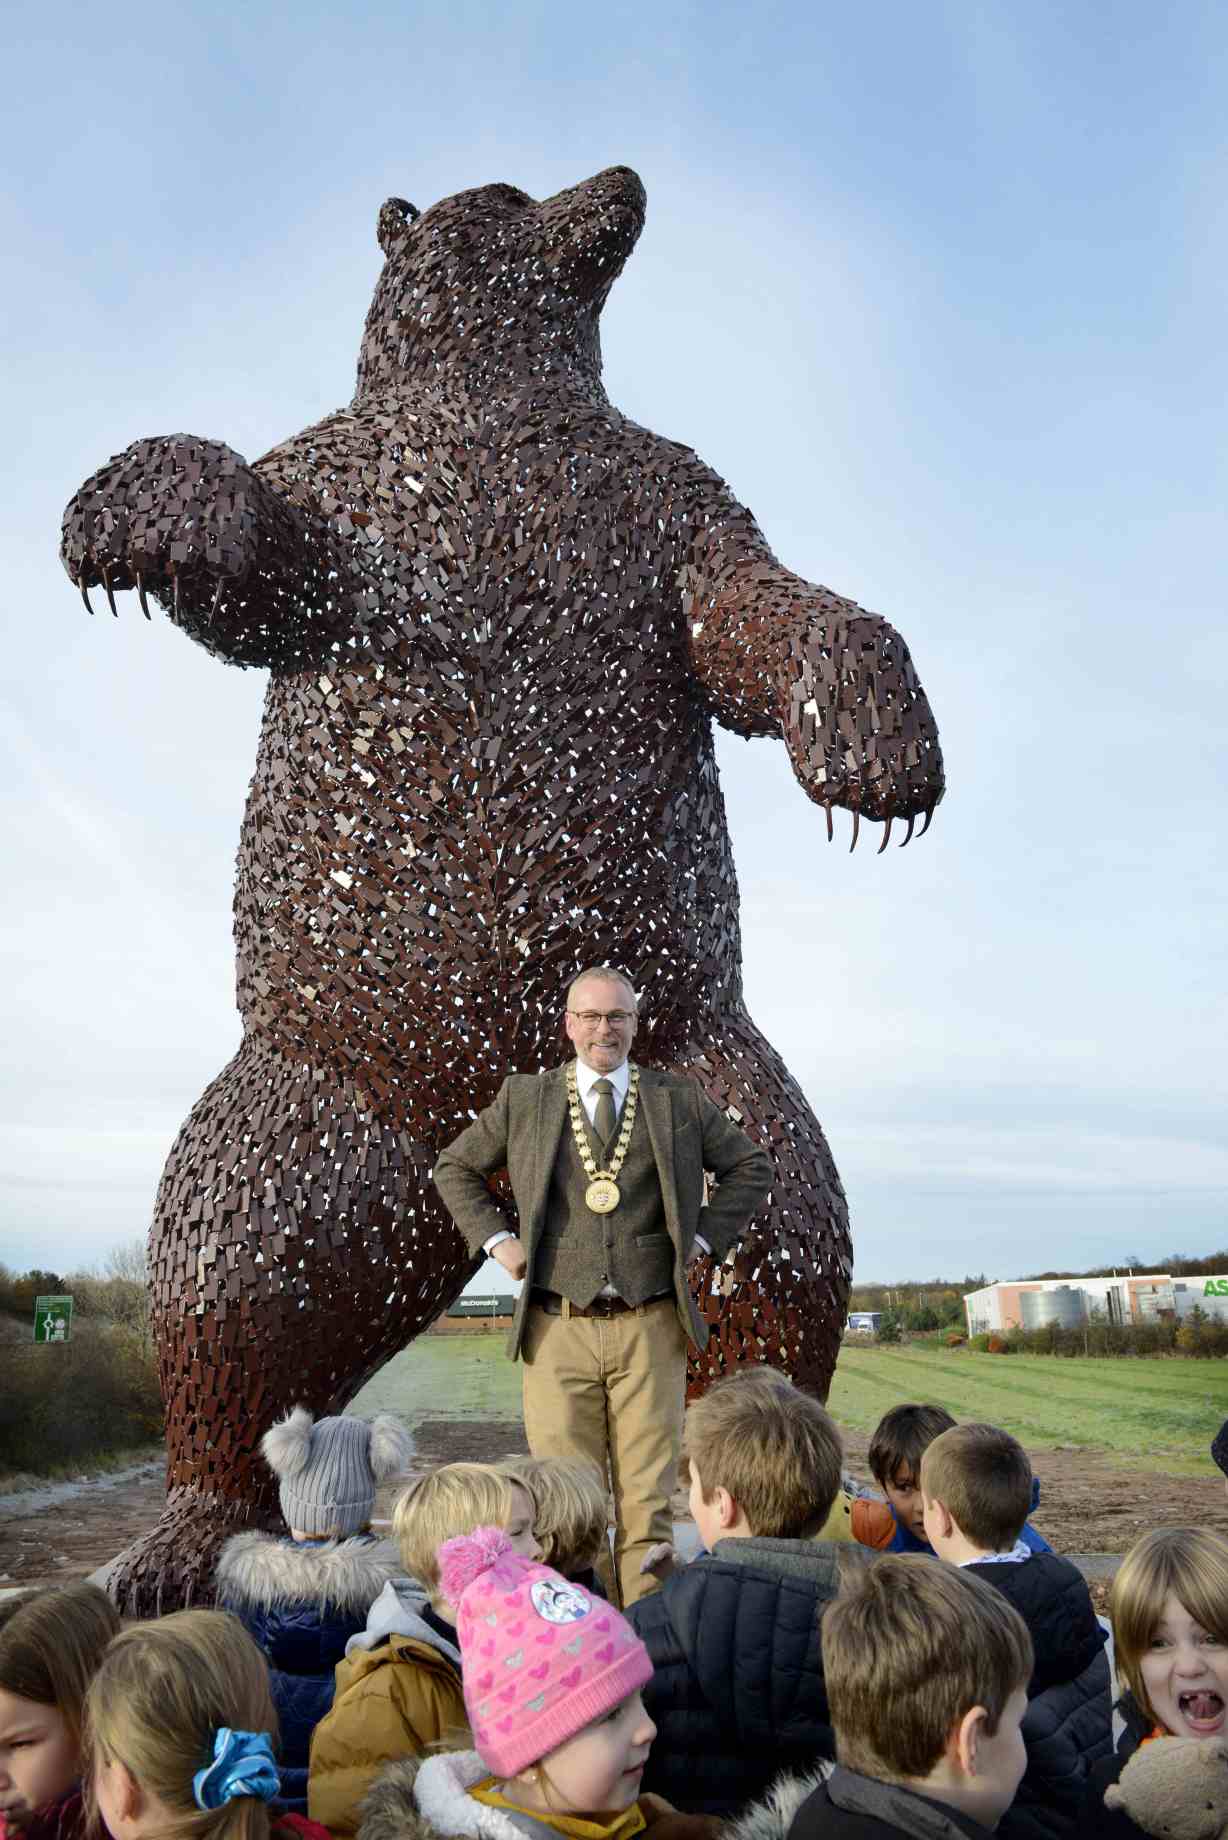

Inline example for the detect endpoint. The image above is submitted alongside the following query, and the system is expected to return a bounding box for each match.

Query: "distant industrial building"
[964,1273,1228,1335]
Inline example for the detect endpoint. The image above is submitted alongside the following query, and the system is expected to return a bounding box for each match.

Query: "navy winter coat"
[1079,1692,1151,1840]
[626,1537,844,1818]
[215,1531,402,1811]
[975,1553,1112,1840]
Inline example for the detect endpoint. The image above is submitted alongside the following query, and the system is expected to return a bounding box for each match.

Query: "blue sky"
[2,0,1225,1288]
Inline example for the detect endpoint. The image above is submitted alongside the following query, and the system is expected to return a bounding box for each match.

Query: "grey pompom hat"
[261,1406,414,1537]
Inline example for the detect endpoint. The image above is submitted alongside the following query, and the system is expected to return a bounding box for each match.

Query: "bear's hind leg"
[668,1006,852,1399]
[103,1037,473,1615]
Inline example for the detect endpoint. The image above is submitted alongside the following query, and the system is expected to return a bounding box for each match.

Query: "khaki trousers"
[520,1296,687,1609]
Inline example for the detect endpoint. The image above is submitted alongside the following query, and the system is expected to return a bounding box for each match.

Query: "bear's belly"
[232,653,743,1125]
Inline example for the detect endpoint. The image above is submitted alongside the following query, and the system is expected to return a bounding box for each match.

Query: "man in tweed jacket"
[433,965,772,1606]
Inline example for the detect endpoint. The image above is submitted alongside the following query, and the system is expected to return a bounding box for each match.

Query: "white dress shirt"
[574,1056,631,1125]
[484,1058,711,1261]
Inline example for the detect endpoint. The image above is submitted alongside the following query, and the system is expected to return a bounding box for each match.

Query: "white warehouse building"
[963,1272,1228,1335]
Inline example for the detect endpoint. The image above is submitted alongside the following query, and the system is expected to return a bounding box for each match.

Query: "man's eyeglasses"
[568,1009,636,1026]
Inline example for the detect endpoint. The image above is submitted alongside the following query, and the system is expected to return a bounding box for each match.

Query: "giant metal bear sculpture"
[61,166,944,1613]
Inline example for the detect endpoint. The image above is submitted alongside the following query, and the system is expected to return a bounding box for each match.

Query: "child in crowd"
[1080,1527,1228,1839]
[1212,1418,1228,1499]
[627,1369,849,1817]
[854,1405,1050,1556]
[779,1555,1034,1840]
[357,1527,714,1840]
[497,1456,610,1594]
[216,1405,414,1810]
[0,1583,120,1840]
[308,1461,540,1838]
[84,1608,328,1840]
[919,1424,1110,1838]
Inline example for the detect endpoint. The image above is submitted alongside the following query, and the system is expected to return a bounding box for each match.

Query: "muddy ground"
[4,1419,1225,1605]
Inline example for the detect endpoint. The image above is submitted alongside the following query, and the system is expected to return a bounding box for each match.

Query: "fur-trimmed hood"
[721,1771,830,1840]
[357,1754,718,1840]
[216,1530,403,1615]
[359,1752,535,1840]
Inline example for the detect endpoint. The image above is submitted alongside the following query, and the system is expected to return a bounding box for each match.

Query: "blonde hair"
[1111,1528,1228,1724]
[84,1610,278,1840]
[497,1457,607,1575]
[684,1368,843,1537]
[0,1583,120,1749]
[393,1463,517,1595]
[920,1424,1033,1553]
[822,1554,1033,1780]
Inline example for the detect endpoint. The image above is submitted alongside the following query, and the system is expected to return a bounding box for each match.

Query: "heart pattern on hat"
[440,1525,652,1785]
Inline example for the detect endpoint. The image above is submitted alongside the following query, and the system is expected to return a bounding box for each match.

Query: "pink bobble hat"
[438,1526,653,1779]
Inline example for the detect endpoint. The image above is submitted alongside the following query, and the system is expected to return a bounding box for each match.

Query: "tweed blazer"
[433,1063,772,1357]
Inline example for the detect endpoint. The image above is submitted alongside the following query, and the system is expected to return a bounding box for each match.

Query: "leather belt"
[531,1289,671,1319]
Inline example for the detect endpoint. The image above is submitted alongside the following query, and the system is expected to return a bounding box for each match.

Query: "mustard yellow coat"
[307,1632,466,1840]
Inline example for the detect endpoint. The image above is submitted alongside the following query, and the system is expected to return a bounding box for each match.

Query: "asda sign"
[1205,1279,1228,1296]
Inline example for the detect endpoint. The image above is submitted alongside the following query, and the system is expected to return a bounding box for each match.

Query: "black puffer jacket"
[1079,1693,1151,1839]
[216,1530,402,1810]
[973,1554,1112,1840]
[626,1537,848,1818]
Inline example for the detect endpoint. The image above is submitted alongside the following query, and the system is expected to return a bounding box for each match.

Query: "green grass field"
[353,1334,1224,1477]
[830,1343,1224,1476]
[355,1333,524,1422]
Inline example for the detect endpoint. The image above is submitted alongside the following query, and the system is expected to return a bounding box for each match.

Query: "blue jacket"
[215,1530,402,1811]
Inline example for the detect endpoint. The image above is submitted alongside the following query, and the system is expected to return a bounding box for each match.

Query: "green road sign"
[33,1295,73,1343]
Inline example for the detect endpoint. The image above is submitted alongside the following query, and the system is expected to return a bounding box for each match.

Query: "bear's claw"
[817,805,934,852]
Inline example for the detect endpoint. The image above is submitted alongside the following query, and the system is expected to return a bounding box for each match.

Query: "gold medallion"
[567,1062,640,1215]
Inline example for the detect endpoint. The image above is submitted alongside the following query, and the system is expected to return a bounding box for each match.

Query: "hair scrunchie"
[192,1728,279,1810]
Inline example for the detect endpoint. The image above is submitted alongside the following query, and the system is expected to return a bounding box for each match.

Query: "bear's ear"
[378,197,420,255]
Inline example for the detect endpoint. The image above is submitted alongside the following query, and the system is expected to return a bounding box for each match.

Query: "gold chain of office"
[566,1062,641,1214]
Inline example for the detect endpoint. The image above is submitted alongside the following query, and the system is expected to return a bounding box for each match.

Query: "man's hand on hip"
[491,1236,528,1281]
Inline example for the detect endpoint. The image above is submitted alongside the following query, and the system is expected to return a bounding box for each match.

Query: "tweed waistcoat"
[532,1101,673,1308]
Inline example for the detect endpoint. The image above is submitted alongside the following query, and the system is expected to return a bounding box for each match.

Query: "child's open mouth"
[1178,1690,1225,1732]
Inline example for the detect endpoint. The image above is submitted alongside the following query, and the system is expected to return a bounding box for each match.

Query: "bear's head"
[354,164,647,401]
